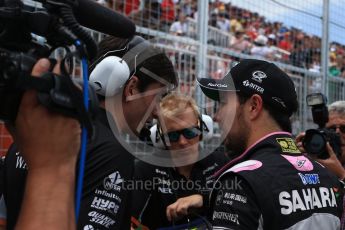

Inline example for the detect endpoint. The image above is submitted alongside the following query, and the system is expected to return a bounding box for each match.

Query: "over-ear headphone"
[89,36,152,96]
[149,114,214,149]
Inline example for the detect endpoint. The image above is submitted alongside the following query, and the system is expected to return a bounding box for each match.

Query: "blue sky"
[226,0,345,44]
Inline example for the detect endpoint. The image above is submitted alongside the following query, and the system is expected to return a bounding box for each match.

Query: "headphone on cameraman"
[149,114,214,149]
[89,35,152,96]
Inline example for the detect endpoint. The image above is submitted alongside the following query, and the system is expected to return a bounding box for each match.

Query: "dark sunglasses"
[328,125,345,133]
[166,126,201,142]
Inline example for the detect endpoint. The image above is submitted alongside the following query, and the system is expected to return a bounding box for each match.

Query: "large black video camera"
[0,0,135,133]
[302,93,342,159]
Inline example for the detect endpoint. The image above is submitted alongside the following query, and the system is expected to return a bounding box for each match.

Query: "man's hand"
[166,194,203,222]
[14,58,80,230]
[295,132,306,153]
[14,58,81,171]
[316,143,345,180]
[296,131,345,180]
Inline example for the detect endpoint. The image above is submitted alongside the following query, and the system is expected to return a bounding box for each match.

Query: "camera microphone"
[73,0,136,38]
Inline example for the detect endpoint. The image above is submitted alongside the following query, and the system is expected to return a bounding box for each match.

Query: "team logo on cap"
[243,80,250,87]
[252,71,267,83]
[242,80,264,94]
[208,82,228,88]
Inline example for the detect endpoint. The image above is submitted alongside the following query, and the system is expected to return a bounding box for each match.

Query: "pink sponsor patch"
[281,155,314,171]
[228,160,263,173]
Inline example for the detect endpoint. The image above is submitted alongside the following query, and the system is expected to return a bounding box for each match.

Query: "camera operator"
[1,36,178,230]
[296,100,345,180]
[2,59,81,230]
[324,101,345,165]
[167,59,343,229]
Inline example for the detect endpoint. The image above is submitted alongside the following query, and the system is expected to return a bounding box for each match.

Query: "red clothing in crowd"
[161,0,175,22]
[124,0,140,15]
[279,40,292,51]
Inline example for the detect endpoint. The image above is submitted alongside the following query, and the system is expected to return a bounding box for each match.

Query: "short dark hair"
[91,35,177,97]
[92,36,130,64]
[237,92,292,132]
[135,53,177,92]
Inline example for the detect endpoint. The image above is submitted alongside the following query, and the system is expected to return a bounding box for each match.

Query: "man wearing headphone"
[1,35,178,230]
[131,93,228,230]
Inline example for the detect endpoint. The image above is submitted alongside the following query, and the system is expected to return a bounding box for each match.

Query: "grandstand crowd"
[96,0,345,78]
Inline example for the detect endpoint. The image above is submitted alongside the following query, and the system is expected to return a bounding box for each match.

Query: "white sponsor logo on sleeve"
[279,187,337,215]
[103,171,123,192]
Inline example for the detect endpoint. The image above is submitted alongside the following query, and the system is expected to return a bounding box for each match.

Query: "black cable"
[59,5,97,60]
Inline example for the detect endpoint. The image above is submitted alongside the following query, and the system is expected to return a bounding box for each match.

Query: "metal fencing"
[105,0,345,135]
[1,0,345,155]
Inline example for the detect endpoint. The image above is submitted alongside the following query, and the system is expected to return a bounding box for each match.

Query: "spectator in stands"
[266,33,279,60]
[290,42,308,68]
[267,33,277,46]
[114,0,140,15]
[175,53,196,95]
[278,32,293,62]
[308,52,321,73]
[160,0,176,32]
[208,52,228,80]
[170,12,189,36]
[250,34,274,59]
[229,13,243,34]
[341,68,345,78]
[338,54,345,78]
[246,21,260,41]
[209,12,218,27]
[216,11,230,32]
[329,51,341,77]
[129,0,161,30]
[178,0,197,17]
[329,62,341,77]
[229,29,252,54]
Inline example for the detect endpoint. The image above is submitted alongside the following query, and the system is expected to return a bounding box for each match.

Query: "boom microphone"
[73,0,136,38]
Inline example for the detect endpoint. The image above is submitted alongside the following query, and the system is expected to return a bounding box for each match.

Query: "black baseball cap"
[198,59,298,116]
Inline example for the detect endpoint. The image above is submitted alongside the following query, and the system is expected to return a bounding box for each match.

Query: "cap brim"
[197,78,236,101]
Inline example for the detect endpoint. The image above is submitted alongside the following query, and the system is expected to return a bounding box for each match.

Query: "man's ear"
[123,76,139,101]
[248,94,263,120]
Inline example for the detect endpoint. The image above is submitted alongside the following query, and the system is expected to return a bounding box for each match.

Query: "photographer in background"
[296,100,345,180]
[296,100,345,230]
[317,101,345,181]
[327,101,345,163]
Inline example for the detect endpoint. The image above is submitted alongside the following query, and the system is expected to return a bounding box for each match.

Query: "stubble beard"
[225,109,250,156]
